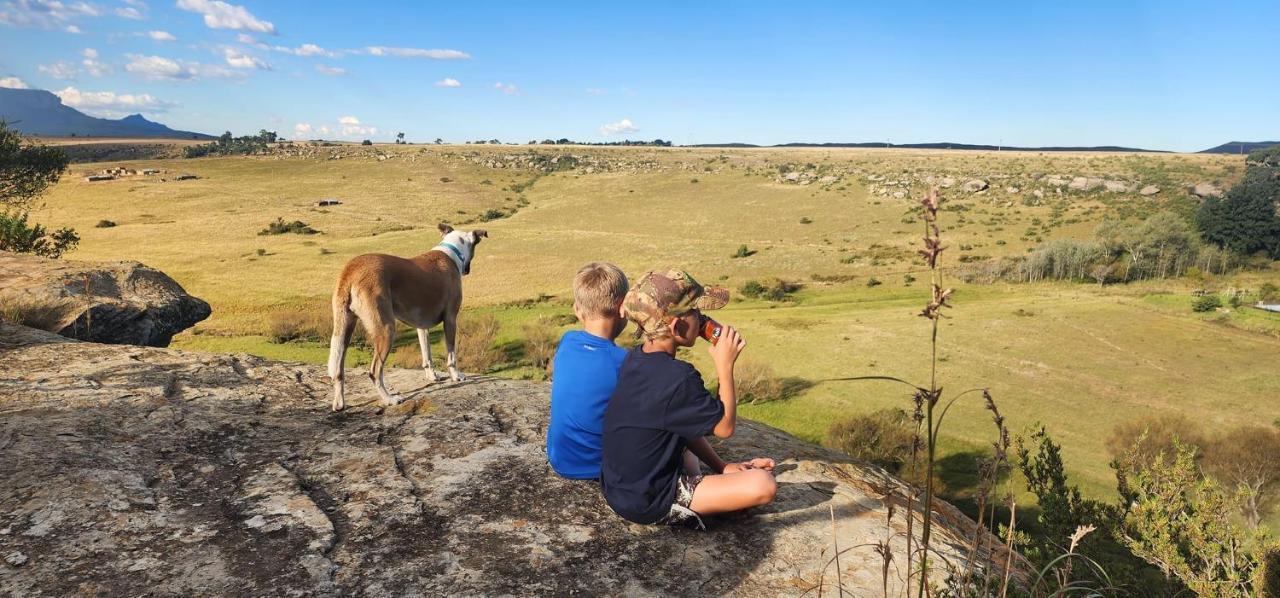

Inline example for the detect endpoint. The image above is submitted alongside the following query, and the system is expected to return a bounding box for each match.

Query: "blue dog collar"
[437,242,465,263]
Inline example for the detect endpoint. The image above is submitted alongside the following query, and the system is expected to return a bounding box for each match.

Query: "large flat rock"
[0,323,1017,596]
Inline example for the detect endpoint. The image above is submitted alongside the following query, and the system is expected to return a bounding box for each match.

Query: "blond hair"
[573,262,628,317]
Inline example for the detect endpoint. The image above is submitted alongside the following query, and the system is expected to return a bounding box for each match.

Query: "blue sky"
[1,0,1276,151]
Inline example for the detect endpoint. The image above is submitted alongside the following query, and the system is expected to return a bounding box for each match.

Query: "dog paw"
[451,372,467,383]
[424,371,445,383]
[380,395,404,407]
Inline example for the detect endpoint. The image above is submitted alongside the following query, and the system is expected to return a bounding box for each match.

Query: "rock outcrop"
[0,251,210,347]
[0,323,1019,596]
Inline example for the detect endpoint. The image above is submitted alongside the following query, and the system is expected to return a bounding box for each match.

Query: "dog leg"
[417,327,443,383]
[369,308,404,406]
[444,314,466,382]
[329,296,357,411]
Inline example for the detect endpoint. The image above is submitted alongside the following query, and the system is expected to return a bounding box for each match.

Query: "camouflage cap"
[624,268,729,336]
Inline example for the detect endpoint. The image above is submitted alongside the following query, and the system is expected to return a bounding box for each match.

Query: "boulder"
[1068,177,1102,192]
[1102,180,1129,193]
[1190,182,1223,198]
[962,179,989,193]
[0,251,210,347]
[938,176,956,188]
[1139,185,1161,196]
[0,323,1020,596]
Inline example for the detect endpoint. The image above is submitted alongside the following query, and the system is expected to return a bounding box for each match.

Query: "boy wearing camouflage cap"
[601,269,776,529]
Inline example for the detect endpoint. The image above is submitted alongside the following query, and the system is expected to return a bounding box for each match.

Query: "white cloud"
[222,47,269,69]
[146,29,174,40]
[338,115,359,125]
[293,122,311,136]
[586,88,606,96]
[236,32,265,48]
[39,61,77,79]
[81,47,110,76]
[314,64,344,76]
[124,54,186,79]
[493,81,519,96]
[124,53,236,80]
[0,76,29,89]
[114,5,142,18]
[55,85,176,117]
[599,118,638,136]
[175,0,274,33]
[0,0,101,29]
[435,77,460,88]
[362,46,469,60]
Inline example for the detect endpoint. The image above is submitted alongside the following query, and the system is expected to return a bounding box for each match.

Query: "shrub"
[361,139,372,146]
[0,295,72,331]
[439,177,452,183]
[739,278,799,301]
[478,209,507,222]
[1107,414,1206,473]
[521,316,560,374]
[0,211,79,258]
[731,244,756,258]
[739,280,766,298]
[732,360,810,404]
[259,217,319,236]
[456,313,504,373]
[1260,282,1279,303]
[866,277,882,287]
[1192,294,1222,312]
[266,309,330,343]
[799,216,813,224]
[95,220,116,228]
[825,408,915,471]
[689,178,699,184]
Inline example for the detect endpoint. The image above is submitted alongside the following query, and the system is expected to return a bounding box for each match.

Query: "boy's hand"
[709,325,746,371]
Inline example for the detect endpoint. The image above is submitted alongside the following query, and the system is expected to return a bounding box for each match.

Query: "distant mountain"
[691,141,1163,152]
[0,87,212,139]
[1198,141,1280,154]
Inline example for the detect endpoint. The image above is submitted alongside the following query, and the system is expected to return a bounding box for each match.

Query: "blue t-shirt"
[546,330,629,479]
[600,348,725,524]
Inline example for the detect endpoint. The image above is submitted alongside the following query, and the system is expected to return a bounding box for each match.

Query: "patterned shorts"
[656,473,706,530]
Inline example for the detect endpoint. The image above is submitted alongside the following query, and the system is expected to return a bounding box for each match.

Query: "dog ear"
[438,223,454,235]
[473,229,488,241]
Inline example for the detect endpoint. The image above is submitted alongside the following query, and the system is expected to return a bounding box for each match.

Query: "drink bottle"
[698,314,723,345]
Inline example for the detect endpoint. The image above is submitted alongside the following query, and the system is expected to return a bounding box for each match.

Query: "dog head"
[437,223,488,275]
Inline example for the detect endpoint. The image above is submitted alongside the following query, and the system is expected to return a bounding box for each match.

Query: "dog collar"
[433,242,467,272]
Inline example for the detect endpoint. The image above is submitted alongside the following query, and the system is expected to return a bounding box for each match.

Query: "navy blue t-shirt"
[600,348,725,524]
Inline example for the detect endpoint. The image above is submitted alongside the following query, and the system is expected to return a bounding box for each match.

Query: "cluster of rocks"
[776,170,841,186]
[854,170,1227,203]
[440,151,665,175]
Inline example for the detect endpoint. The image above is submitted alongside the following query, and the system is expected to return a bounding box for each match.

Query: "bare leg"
[328,300,357,411]
[688,469,777,516]
[444,314,466,382]
[417,327,443,383]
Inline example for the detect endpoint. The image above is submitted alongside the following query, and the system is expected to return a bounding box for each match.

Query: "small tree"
[1202,426,1280,529]
[1,121,69,209]
[361,139,373,146]
[396,132,405,144]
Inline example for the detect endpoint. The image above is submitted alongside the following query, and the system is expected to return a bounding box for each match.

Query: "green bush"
[0,211,79,258]
[866,277,882,287]
[258,217,319,236]
[1260,282,1279,303]
[731,244,756,258]
[739,278,799,301]
[1192,294,1222,312]
[825,408,915,471]
[94,220,116,228]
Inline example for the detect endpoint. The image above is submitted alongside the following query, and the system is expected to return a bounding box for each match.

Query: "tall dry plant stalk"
[841,188,1012,597]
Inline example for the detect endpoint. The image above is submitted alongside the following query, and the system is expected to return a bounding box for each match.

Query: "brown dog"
[328,223,487,411]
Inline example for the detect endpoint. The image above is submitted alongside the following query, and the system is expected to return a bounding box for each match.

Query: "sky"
[0,0,1277,152]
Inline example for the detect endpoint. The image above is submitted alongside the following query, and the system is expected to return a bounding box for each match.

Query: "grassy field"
[30,143,1280,520]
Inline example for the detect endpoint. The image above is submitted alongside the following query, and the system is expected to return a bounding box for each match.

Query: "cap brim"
[693,286,729,310]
